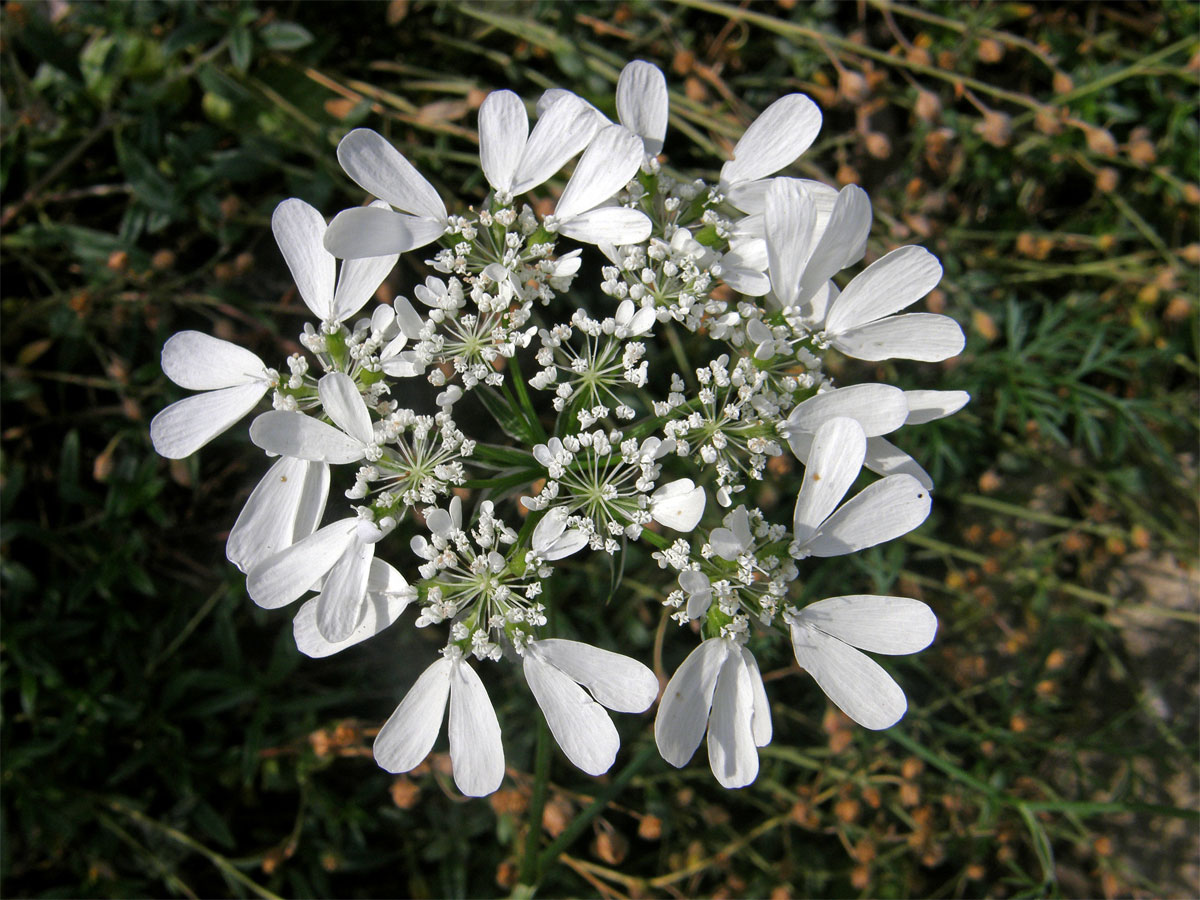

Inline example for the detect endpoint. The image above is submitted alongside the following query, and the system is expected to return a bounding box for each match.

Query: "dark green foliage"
[2,1,1196,898]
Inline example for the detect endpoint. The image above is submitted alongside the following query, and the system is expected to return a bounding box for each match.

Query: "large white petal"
[725,234,768,270]
[706,651,759,788]
[795,185,871,308]
[832,313,966,362]
[709,529,745,561]
[535,87,588,118]
[556,125,644,221]
[531,508,566,552]
[524,651,619,776]
[315,538,373,642]
[650,478,706,532]
[271,198,335,320]
[160,331,266,391]
[804,279,838,327]
[616,60,668,157]
[318,372,373,445]
[740,648,772,748]
[246,518,357,609]
[249,410,365,464]
[765,178,816,309]
[512,94,601,195]
[655,638,729,767]
[720,94,821,186]
[374,657,452,773]
[720,264,771,297]
[330,214,398,323]
[448,661,505,796]
[864,435,933,490]
[535,639,659,713]
[542,529,589,561]
[323,207,446,259]
[336,128,446,220]
[801,473,931,557]
[789,622,908,730]
[825,246,942,333]
[904,389,971,425]
[392,295,426,339]
[797,596,937,655]
[478,89,528,193]
[557,207,652,246]
[785,384,908,441]
[293,585,410,658]
[227,457,330,574]
[150,382,268,459]
[728,176,838,219]
[792,417,866,545]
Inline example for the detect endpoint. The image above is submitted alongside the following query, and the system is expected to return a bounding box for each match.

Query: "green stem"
[517,716,553,889]
[103,797,283,900]
[508,353,547,442]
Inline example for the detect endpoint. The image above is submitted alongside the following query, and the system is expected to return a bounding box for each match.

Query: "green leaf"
[259,22,315,51]
[79,33,120,105]
[115,136,181,216]
[228,26,253,73]
[191,799,236,850]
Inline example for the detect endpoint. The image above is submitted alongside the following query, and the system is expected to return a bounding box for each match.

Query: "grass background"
[2,1,1197,897]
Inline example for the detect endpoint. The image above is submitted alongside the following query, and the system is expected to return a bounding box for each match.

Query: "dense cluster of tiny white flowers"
[151,61,968,795]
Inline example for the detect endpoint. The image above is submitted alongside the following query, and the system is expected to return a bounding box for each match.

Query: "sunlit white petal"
[374,657,452,773]
[789,622,908,730]
[246,518,357,609]
[227,457,330,574]
[150,382,268,459]
[796,596,937,655]
[655,638,729,767]
[249,410,365,464]
[535,639,659,713]
[271,198,336,320]
[524,650,620,776]
[160,332,266,391]
[448,660,505,796]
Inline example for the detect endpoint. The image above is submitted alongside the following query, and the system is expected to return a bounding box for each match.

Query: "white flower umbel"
[662,354,786,506]
[785,595,937,729]
[529,301,653,420]
[691,505,796,625]
[409,498,544,653]
[150,332,276,459]
[815,246,966,362]
[324,128,450,259]
[374,648,505,797]
[522,433,684,551]
[655,636,772,789]
[150,67,969,796]
[522,639,658,775]
[789,418,931,560]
